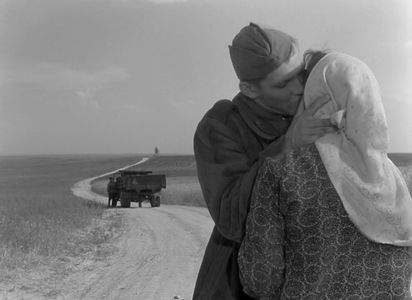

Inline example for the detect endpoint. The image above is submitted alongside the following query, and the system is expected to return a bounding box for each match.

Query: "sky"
[0,0,411,155]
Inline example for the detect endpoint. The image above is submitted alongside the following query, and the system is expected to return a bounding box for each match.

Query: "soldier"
[193,23,336,299]
[106,177,116,207]
[112,177,121,207]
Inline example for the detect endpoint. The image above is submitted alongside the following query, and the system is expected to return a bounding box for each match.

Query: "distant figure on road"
[107,177,117,207]
[113,177,121,207]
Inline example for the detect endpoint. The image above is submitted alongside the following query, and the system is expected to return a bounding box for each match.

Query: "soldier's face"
[255,48,304,116]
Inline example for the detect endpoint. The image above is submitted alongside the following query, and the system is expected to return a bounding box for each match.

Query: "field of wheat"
[1,152,412,297]
[0,154,142,274]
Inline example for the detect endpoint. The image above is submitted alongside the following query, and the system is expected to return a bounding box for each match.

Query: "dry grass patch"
[161,176,205,207]
[0,154,140,297]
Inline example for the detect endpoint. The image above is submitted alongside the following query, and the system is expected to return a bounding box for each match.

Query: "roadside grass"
[155,176,205,207]
[0,195,104,268]
[0,154,141,276]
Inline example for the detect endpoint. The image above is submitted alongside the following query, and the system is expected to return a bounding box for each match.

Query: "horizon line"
[0,152,195,157]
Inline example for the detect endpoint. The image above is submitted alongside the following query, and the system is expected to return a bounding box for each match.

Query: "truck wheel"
[112,199,118,207]
[155,196,161,207]
[120,192,131,208]
[150,197,155,208]
[121,198,131,208]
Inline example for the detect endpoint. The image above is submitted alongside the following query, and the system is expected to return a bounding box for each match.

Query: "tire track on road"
[66,205,213,300]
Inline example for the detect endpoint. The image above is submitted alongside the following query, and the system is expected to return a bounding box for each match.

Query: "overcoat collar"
[233,93,292,141]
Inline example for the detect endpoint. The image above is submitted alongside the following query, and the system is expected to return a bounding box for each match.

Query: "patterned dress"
[238,144,412,300]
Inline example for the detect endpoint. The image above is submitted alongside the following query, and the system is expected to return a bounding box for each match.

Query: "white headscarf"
[303,52,412,246]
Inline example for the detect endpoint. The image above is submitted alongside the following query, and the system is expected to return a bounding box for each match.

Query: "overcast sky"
[0,0,411,155]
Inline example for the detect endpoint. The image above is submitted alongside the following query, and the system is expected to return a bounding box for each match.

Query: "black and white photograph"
[0,0,411,299]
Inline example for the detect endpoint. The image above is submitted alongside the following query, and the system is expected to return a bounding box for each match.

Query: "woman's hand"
[285,97,337,150]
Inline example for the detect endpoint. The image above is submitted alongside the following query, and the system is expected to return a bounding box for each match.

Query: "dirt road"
[69,160,214,300]
[64,205,213,300]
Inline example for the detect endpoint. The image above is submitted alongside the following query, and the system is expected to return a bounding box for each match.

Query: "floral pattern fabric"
[238,144,412,300]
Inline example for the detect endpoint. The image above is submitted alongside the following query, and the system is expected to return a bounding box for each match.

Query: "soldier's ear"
[239,81,260,99]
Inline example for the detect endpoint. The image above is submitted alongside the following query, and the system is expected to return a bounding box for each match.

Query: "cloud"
[115,103,154,114]
[1,62,129,101]
[74,89,103,110]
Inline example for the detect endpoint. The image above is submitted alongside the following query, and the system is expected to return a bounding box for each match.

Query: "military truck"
[113,170,166,208]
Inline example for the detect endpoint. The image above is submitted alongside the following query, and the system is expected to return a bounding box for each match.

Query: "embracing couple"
[193,23,412,300]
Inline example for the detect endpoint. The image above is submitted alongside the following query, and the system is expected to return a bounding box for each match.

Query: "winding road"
[70,159,213,300]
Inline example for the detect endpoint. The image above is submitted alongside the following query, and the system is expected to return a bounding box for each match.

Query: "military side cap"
[229,22,296,81]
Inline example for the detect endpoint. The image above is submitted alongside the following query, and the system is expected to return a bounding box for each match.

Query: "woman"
[238,51,412,299]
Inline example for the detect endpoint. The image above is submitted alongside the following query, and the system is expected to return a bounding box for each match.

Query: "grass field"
[0,154,143,272]
[1,152,412,297]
